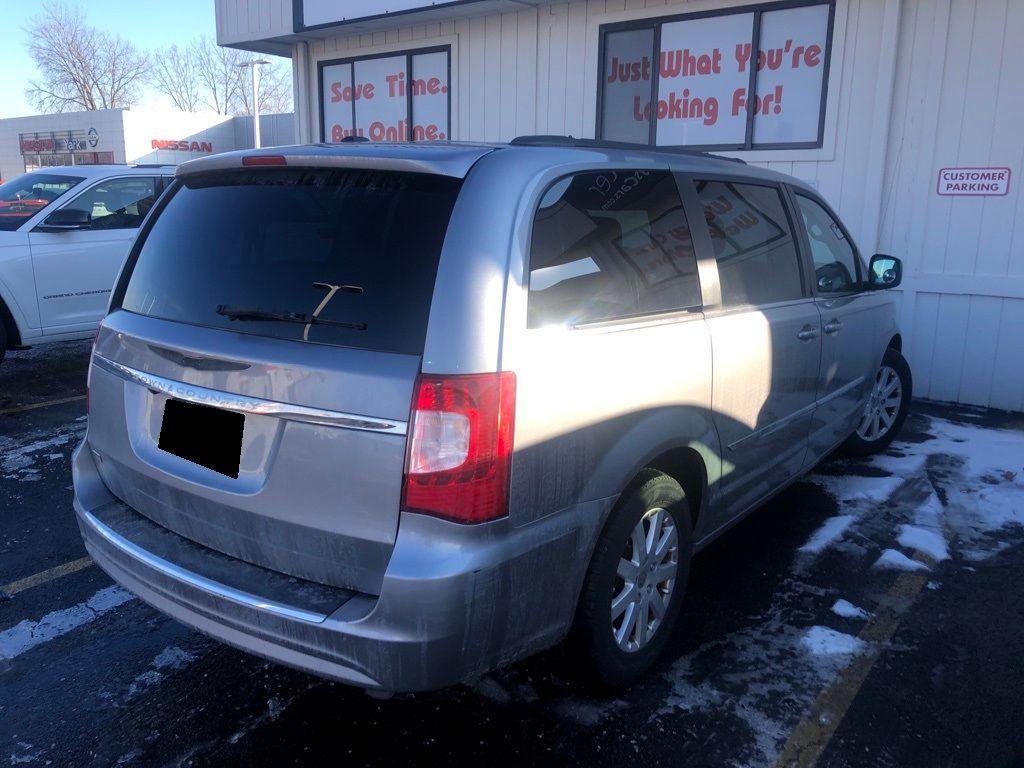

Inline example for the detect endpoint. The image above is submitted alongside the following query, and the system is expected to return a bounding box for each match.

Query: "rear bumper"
[73,439,608,692]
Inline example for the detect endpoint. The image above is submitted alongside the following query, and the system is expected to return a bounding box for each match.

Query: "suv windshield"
[0,173,82,231]
[118,168,461,356]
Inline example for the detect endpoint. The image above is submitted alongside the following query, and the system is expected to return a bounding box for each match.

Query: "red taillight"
[402,372,516,524]
[242,155,287,166]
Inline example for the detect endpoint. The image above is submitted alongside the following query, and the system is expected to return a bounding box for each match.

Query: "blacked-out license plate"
[158,399,244,478]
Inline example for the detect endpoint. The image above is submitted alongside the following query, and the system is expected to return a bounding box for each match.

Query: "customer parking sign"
[936,167,1011,196]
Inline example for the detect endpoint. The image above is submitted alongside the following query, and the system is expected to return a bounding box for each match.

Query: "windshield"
[0,173,83,231]
[117,168,462,356]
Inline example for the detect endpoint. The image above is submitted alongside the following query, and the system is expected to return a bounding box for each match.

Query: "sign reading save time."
[936,167,1011,197]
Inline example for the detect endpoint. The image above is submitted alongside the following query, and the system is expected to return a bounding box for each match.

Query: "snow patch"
[799,515,856,554]
[658,600,867,766]
[874,548,929,572]
[0,586,134,660]
[800,626,866,657]
[123,646,197,700]
[897,525,949,562]
[811,473,903,506]
[0,424,85,481]
[9,742,41,765]
[831,599,870,620]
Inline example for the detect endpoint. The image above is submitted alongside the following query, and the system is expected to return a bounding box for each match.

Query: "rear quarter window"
[527,169,702,328]
[117,169,462,356]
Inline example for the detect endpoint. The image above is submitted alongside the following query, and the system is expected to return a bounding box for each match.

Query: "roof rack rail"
[131,163,177,168]
[508,135,746,164]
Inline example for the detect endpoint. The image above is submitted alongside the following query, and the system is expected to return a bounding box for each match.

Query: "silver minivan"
[73,138,910,693]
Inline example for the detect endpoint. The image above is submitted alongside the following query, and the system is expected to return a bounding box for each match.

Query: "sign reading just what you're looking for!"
[601,3,832,149]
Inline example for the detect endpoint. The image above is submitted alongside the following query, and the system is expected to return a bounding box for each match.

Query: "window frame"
[595,0,836,152]
[0,172,85,233]
[525,168,706,331]
[679,172,813,311]
[33,174,158,233]
[317,45,452,144]
[788,186,866,296]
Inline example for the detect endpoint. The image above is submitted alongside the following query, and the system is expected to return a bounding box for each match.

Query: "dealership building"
[214,0,1023,411]
[0,108,294,182]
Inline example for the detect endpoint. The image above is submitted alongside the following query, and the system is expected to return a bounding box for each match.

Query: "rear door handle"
[797,326,819,341]
[824,319,843,335]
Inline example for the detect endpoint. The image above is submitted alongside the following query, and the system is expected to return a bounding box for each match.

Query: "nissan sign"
[151,139,214,153]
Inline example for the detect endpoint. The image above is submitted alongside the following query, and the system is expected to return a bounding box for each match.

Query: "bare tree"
[149,44,202,112]
[191,37,246,115]
[233,60,294,116]
[23,1,148,112]
[152,36,293,116]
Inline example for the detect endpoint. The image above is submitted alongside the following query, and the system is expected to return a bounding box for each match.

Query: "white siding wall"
[879,0,1024,412]
[243,0,1021,410]
[215,0,294,46]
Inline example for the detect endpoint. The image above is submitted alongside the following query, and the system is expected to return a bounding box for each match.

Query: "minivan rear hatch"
[87,160,468,595]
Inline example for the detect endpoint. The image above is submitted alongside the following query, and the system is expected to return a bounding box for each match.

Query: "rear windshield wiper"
[215,305,367,331]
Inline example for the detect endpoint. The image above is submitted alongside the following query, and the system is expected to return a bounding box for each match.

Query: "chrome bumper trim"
[93,354,407,435]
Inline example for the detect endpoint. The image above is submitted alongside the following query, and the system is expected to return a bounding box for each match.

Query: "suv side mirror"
[868,254,902,290]
[39,208,91,231]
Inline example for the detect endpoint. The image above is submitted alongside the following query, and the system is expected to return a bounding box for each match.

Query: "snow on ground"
[656,413,1024,766]
[799,514,856,554]
[0,586,134,661]
[897,524,949,562]
[121,646,198,702]
[0,422,86,482]
[874,548,930,572]
[659,596,858,766]
[831,599,871,620]
[801,626,866,657]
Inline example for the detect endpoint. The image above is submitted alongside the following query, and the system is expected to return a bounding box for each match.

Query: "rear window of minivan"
[117,168,461,356]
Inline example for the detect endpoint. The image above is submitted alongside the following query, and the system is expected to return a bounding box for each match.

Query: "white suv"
[0,165,174,363]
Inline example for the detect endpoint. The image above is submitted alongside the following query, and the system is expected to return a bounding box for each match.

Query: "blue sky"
[0,0,223,118]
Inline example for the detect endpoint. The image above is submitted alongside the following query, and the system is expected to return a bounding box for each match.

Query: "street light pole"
[237,59,271,148]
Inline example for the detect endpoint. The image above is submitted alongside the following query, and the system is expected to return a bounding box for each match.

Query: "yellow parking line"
[775,553,934,767]
[1,556,95,598]
[0,394,86,416]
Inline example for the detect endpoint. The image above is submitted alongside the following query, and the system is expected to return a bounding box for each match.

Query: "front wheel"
[843,347,912,456]
[571,470,693,689]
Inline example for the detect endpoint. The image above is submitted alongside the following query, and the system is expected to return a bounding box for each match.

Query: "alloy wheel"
[857,364,902,442]
[611,506,679,652]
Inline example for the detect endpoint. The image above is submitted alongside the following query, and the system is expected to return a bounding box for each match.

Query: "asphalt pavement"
[2,340,1023,768]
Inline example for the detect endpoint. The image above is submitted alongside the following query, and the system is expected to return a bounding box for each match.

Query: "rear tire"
[842,347,912,457]
[571,470,693,689]
[0,322,6,365]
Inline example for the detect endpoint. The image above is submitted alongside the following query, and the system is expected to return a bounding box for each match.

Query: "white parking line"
[0,585,134,661]
[1,556,94,598]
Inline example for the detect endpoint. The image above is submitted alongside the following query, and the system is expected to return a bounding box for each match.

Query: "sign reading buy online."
[321,49,449,143]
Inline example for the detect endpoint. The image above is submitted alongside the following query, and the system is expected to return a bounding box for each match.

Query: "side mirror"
[39,208,91,231]
[868,254,902,290]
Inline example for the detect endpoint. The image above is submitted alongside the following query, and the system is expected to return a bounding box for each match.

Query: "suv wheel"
[572,470,693,688]
[843,347,912,456]
[0,322,6,365]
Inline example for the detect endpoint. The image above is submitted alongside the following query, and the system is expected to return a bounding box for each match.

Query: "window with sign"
[320,47,451,143]
[598,1,834,150]
[527,170,701,328]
